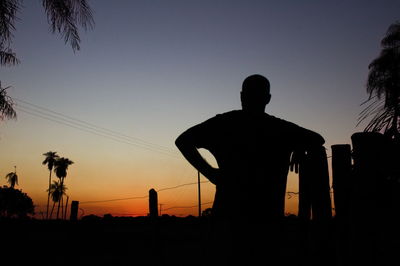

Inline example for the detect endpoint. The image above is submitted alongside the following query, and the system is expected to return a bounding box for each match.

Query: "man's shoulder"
[211,111,300,128]
[264,113,300,128]
[266,114,325,145]
[216,110,242,117]
[207,110,242,121]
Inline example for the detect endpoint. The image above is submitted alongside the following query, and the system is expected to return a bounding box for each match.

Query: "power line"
[16,107,179,158]
[80,195,149,204]
[14,100,180,158]
[15,98,174,153]
[79,181,211,204]
[163,201,213,211]
[79,179,300,206]
[157,181,210,192]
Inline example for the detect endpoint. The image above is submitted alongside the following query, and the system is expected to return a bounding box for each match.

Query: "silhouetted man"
[175,74,325,264]
[176,74,324,220]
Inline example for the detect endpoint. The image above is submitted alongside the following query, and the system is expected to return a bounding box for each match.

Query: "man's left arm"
[175,124,220,185]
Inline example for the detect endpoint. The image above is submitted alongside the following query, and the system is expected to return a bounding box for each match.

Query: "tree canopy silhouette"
[0,0,94,121]
[54,157,73,219]
[47,180,67,219]
[5,170,18,188]
[0,186,34,218]
[0,82,16,121]
[42,151,59,219]
[0,0,94,67]
[359,21,400,140]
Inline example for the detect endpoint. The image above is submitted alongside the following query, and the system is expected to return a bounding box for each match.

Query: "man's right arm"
[175,127,219,185]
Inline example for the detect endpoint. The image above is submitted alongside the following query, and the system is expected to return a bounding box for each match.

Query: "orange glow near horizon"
[0,114,329,219]
[24,169,302,219]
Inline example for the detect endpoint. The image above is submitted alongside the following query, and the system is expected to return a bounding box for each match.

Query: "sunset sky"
[1,0,399,218]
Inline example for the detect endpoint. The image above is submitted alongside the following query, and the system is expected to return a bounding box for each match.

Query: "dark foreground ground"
[1,215,399,266]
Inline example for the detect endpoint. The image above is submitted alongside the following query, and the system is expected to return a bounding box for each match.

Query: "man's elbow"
[175,134,185,150]
[175,132,192,151]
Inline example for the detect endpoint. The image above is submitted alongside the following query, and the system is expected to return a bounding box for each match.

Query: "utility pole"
[198,171,201,217]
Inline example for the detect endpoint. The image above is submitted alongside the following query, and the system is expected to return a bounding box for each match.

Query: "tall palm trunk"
[61,195,64,219]
[56,177,65,219]
[46,170,52,219]
[64,196,69,220]
[50,201,56,219]
[393,104,399,139]
[391,73,400,140]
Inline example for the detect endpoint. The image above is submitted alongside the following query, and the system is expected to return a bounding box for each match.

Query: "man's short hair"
[242,74,270,95]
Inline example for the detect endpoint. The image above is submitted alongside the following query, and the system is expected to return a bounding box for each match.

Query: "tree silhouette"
[42,151,59,219]
[47,180,67,219]
[359,21,400,140]
[5,168,18,188]
[0,82,16,121]
[0,0,94,67]
[0,0,94,119]
[0,186,34,218]
[53,157,73,219]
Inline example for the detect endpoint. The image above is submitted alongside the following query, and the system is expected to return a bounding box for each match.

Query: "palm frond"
[42,151,59,171]
[0,83,16,120]
[0,45,19,66]
[361,21,400,139]
[48,180,67,202]
[42,0,94,52]
[54,157,74,179]
[0,0,21,44]
[358,96,397,134]
[5,172,18,188]
[381,21,400,49]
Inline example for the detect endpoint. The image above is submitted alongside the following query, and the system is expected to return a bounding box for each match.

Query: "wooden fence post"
[331,144,352,219]
[350,132,392,265]
[70,200,79,221]
[149,188,158,218]
[298,146,332,221]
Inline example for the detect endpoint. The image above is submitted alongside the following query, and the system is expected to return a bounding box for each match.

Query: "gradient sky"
[1,0,399,217]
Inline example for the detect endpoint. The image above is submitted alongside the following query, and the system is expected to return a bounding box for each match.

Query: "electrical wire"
[163,201,213,211]
[15,98,174,153]
[14,100,180,158]
[79,181,211,204]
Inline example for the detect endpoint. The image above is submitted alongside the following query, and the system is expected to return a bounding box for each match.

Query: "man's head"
[241,74,271,113]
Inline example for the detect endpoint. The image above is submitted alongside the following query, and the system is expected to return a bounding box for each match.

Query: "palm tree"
[0,0,20,66]
[1,0,94,110]
[42,151,59,219]
[359,21,400,140]
[5,166,18,188]
[47,180,67,219]
[0,82,16,121]
[0,0,94,67]
[54,157,73,219]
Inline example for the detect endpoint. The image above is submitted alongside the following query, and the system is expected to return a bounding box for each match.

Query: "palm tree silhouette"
[359,21,400,140]
[0,83,16,121]
[42,151,59,219]
[1,0,94,120]
[0,0,94,67]
[5,166,18,188]
[47,181,67,219]
[54,157,73,219]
